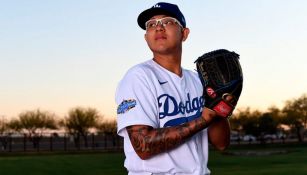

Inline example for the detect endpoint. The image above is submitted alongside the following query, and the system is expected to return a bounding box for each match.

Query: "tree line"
[230,93,307,142]
[0,107,116,148]
[1,93,307,146]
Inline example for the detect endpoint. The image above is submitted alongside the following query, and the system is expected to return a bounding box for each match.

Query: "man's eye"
[147,22,156,28]
[164,20,175,25]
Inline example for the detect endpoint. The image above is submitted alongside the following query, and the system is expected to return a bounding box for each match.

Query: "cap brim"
[137,8,174,30]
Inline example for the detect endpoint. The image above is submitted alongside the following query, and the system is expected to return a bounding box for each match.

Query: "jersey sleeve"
[115,67,158,137]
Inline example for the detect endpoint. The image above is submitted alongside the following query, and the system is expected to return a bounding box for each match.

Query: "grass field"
[208,143,307,175]
[0,143,306,175]
[0,151,127,175]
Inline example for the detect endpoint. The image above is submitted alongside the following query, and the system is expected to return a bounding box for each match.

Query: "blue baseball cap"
[137,2,186,30]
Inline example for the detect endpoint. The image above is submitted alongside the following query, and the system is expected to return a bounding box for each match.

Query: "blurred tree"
[0,117,8,150]
[230,108,262,137]
[267,106,283,129]
[258,112,278,135]
[97,119,118,147]
[266,106,286,140]
[61,107,102,147]
[0,116,7,134]
[97,119,117,135]
[18,109,57,134]
[282,94,307,142]
[8,109,57,148]
[7,118,21,132]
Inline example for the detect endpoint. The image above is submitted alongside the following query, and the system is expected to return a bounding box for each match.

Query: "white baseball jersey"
[116,59,210,175]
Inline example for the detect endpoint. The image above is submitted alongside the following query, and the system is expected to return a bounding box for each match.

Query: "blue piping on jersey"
[163,109,202,127]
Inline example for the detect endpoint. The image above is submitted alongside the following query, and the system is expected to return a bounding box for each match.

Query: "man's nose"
[155,21,165,31]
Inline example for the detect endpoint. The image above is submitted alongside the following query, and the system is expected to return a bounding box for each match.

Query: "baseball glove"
[195,49,243,117]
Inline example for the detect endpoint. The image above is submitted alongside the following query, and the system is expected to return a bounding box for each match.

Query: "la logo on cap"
[153,4,161,8]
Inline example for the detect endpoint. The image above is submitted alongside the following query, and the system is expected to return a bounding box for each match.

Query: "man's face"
[144,15,188,55]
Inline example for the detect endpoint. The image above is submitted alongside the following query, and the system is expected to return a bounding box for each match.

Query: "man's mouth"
[155,36,167,40]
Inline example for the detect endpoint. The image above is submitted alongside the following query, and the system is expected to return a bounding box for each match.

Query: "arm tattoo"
[126,116,208,159]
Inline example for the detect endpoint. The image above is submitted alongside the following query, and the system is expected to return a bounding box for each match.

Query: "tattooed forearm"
[126,116,208,160]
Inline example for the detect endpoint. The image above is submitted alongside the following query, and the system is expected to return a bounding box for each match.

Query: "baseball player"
[116,2,231,175]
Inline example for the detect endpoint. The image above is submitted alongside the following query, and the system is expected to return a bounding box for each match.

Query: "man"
[116,2,230,175]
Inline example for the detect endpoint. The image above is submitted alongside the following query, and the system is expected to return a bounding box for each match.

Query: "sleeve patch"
[117,99,137,114]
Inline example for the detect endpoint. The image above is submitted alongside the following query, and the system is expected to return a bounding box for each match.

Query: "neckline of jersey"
[150,59,185,82]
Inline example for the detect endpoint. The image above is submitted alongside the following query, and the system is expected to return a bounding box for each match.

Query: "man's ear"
[182,28,190,42]
[144,33,148,42]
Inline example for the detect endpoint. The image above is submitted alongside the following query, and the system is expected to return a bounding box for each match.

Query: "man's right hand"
[201,107,217,124]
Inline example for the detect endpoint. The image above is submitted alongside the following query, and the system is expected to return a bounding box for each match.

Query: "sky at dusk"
[1,0,307,120]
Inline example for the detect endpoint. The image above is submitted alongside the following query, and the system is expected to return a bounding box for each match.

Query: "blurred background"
[0,0,307,151]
